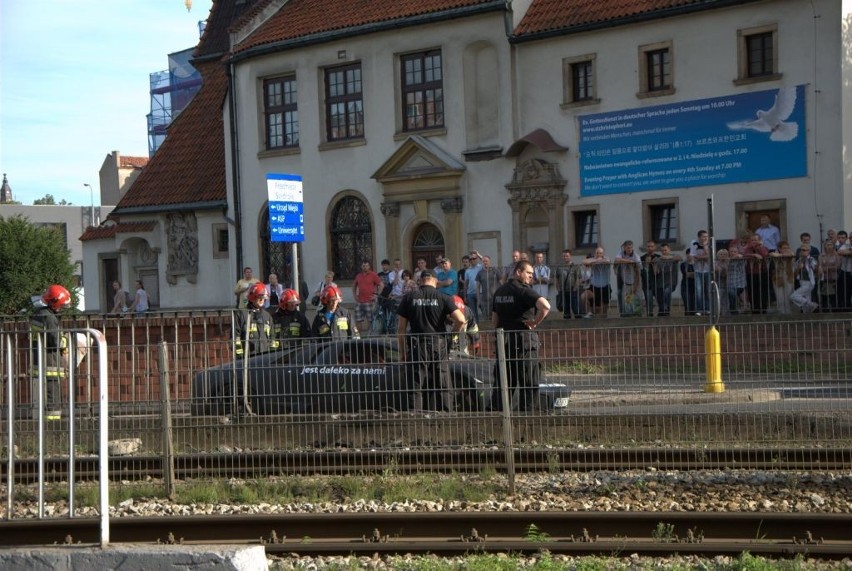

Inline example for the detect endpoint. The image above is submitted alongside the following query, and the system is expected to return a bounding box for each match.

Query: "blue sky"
[0,0,213,206]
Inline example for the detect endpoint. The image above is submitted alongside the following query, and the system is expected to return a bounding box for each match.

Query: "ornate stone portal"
[373,136,466,264]
[166,212,199,284]
[506,159,567,257]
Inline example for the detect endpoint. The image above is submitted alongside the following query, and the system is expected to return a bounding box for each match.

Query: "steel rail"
[2,447,849,483]
[1,512,850,559]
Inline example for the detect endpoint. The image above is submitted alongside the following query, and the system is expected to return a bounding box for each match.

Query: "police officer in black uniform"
[490,260,550,411]
[397,269,465,412]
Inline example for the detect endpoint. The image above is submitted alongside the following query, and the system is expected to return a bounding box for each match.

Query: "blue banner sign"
[266,173,304,242]
[578,85,806,196]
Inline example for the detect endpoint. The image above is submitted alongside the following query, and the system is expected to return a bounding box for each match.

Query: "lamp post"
[83,183,94,227]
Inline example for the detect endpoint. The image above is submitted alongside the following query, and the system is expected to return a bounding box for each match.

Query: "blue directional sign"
[266,173,304,243]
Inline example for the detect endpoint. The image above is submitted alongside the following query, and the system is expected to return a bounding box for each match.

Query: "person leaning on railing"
[742,234,770,314]
[581,248,612,318]
[769,242,795,315]
[837,231,852,311]
[656,243,680,317]
[554,249,587,319]
[818,240,840,311]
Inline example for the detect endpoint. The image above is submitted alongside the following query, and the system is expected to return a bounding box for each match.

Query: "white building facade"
[225,0,849,298]
[79,0,852,311]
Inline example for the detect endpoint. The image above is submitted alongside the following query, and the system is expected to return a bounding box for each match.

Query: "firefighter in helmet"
[272,288,311,343]
[31,284,72,420]
[234,282,278,357]
[310,286,359,339]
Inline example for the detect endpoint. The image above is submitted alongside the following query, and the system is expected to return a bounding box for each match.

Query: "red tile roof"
[119,155,149,169]
[111,61,228,213]
[195,0,264,60]
[109,0,263,215]
[233,0,502,54]
[80,221,157,242]
[513,0,761,38]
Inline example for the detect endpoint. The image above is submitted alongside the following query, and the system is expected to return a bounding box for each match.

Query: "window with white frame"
[401,50,443,131]
[325,63,364,142]
[264,75,299,149]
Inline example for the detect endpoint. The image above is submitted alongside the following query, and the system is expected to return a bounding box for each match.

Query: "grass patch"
[27,470,505,509]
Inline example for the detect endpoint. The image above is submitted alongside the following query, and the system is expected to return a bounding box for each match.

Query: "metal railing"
[1,310,850,508]
[495,258,852,319]
[2,328,110,544]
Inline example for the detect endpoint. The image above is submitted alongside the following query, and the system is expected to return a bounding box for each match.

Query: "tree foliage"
[0,215,77,314]
[33,194,71,205]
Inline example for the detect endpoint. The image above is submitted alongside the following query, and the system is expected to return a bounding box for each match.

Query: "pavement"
[0,544,267,571]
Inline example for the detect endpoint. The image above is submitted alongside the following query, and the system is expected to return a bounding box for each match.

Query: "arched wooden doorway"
[410,222,445,270]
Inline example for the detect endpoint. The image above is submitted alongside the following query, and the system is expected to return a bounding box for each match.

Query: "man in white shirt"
[531,251,552,300]
[754,215,782,253]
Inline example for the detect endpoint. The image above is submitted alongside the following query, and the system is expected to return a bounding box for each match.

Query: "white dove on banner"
[726,87,799,142]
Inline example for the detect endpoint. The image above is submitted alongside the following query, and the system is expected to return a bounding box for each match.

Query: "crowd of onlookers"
[353,220,851,323]
[517,218,852,319]
[236,217,850,331]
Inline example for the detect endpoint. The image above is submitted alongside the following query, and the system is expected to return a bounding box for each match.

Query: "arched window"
[330,196,372,280]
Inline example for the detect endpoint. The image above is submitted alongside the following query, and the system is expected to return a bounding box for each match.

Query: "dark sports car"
[190,337,570,415]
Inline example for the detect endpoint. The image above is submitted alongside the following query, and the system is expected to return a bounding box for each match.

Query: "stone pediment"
[373,135,465,180]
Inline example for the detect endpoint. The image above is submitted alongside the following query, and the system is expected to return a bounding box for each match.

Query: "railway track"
[3,447,850,483]
[2,512,850,559]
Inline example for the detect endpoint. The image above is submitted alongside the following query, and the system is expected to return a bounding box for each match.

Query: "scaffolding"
[146,47,202,156]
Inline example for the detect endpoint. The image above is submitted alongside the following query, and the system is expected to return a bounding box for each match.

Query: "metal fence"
[2,309,851,504]
[492,258,852,319]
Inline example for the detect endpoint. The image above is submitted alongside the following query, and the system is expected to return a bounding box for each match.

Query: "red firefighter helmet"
[279,288,300,308]
[451,295,466,312]
[42,284,72,312]
[247,283,267,304]
[320,285,342,306]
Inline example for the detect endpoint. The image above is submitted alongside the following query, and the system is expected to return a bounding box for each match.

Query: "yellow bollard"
[704,325,725,393]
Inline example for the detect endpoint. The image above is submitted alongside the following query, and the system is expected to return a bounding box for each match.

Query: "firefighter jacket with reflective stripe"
[30,306,67,376]
[234,307,277,356]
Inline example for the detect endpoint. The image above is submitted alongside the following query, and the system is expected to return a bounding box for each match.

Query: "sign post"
[267,174,305,297]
